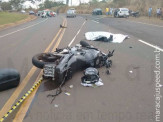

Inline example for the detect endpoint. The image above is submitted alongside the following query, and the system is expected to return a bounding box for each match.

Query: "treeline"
[0,0,65,11]
[39,0,65,10]
[0,0,24,11]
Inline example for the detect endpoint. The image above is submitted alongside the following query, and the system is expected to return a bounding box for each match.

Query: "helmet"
[81,67,100,85]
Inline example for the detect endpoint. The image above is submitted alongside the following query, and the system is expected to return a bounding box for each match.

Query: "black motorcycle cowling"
[32,41,114,83]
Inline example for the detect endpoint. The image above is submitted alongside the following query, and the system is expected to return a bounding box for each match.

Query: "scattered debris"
[129,70,133,73]
[60,24,67,28]
[85,31,129,43]
[65,92,71,96]
[81,67,104,87]
[69,85,73,89]
[106,69,111,75]
[133,66,140,69]
[54,104,59,108]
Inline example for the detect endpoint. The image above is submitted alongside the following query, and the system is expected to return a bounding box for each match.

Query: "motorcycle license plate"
[43,64,55,77]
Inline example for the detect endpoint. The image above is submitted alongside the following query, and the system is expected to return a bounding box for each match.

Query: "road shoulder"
[0,15,37,31]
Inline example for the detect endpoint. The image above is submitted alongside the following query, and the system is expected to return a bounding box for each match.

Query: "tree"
[92,0,99,3]
[44,0,53,9]
[39,3,45,10]
[1,2,12,11]
[10,0,24,10]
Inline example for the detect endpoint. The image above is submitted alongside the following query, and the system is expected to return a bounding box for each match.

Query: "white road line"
[126,20,163,28]
[138,39,163,52]
[68,21,86,46]
[0,18,48,38]
[92,20,99,23]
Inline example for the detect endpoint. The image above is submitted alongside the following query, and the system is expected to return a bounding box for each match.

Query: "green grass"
[0,12,28,25]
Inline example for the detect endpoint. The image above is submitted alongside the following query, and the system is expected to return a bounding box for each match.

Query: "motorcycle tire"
[32,53,56,69]
[42,53,57,62]
[80,41,90,47]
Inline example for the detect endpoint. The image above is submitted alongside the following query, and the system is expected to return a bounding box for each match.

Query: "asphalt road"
[0,14,162,122]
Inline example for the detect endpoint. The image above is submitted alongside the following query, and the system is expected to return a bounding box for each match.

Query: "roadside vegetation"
[0,12,28,25]
[52,0,163,17]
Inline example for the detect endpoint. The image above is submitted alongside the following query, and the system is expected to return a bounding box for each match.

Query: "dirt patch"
[0,15,37,31]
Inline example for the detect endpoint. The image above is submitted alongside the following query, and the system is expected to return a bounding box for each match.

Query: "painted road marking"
[126,20,163,28]
[68,21,86,46]
[0,18,65,119]
[138,39,163,52]
[0,18,48,38]
[13,19,67,122]
[92,20,99,23]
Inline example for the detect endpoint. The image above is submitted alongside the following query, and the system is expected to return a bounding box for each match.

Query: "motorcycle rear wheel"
[32,53,57,69]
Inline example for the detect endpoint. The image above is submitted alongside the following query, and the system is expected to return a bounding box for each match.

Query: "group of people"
[148,7,162,19]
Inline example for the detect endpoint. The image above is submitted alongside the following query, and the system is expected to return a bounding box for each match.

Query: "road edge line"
[138,39,163,52]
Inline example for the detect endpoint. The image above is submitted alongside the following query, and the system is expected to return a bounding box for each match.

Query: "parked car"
[21,10,26,14]
[41,11,47,18]
[32,41,114,83]
[66,9,76,18]
[37,11,42,16]
[29,11,35,15]
[114,8,129,18]
[92,8,102,15]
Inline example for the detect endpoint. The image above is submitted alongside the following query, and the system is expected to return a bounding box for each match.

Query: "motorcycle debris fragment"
[64,92,71,96]
[69,85,73,89]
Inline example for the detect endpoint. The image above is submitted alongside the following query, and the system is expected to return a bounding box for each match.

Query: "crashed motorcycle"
[32,41,114,83]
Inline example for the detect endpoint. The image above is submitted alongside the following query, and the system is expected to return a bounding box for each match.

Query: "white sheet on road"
[85,31,129,43]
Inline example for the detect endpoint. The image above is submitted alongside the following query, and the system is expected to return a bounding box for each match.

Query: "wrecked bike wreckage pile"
[32,41,114,84]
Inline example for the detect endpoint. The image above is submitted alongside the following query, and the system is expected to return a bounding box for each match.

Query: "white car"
[41,12,47,18]
[114,8,129,18]
[66,9,76,18]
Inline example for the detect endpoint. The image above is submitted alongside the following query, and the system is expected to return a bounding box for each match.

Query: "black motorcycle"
[32,41,114,83]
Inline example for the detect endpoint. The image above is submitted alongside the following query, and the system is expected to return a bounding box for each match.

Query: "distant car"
[66,9,76,18]
[21,10,26,14]
[114,8,129,18]
[53,12,57,16]
[41,12,47,18]
[37,11,42,16]
[29,11,35,15]
[92,8,102,15]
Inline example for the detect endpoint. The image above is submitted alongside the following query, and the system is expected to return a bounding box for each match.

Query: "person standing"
[156,8,160,18]
[148,7,152,19]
